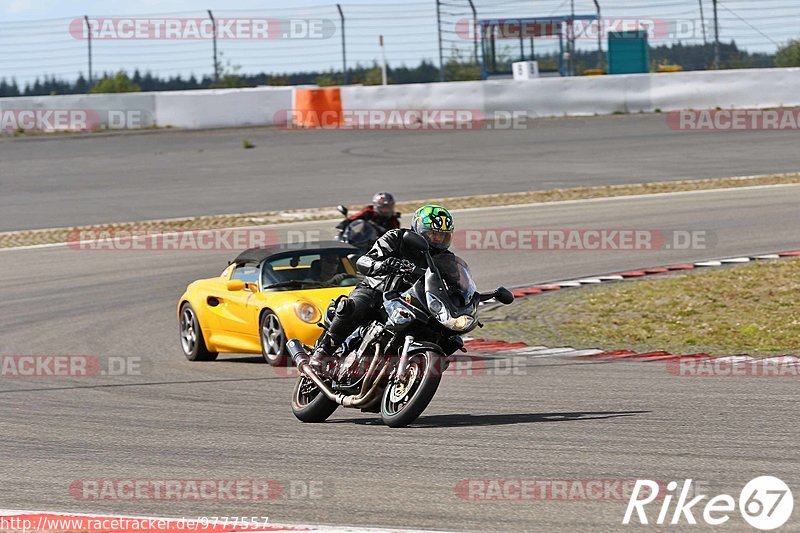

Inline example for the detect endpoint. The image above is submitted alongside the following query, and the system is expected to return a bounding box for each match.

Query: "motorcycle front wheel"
[380,351,444,428]
[291,375,338,423]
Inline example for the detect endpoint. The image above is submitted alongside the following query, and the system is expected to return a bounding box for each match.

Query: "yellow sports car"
[178,241,361,366]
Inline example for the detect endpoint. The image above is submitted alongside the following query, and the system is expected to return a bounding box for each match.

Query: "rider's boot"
[309,331,342,378]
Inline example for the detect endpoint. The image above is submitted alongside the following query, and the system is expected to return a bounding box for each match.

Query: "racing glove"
[375,257,413,275]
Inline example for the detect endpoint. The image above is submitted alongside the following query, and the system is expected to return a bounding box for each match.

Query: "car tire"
[260,311,288,366]
[179,303,218,361]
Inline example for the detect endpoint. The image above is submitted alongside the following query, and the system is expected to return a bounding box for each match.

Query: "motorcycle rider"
[311,205,455,374]
[336,192,401,236]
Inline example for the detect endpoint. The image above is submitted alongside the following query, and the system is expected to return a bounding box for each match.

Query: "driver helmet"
[372,192,395,218]
[411,205,454,251]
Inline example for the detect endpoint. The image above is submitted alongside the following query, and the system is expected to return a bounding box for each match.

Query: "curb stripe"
[506,249,800,302]
[466,342,797,363]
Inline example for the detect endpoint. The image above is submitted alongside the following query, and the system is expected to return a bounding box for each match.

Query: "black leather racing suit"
[317,228,452,353]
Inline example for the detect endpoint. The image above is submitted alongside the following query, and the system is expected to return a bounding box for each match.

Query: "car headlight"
[294,301,321,324]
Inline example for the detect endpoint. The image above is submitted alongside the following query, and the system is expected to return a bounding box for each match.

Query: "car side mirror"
[494,287,515,305]
[226,279,246,291]
[337,205,348,216]
[403,231,429,252]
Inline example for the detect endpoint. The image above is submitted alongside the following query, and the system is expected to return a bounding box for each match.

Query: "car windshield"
[434,254,478,306]
[261,251,362,290]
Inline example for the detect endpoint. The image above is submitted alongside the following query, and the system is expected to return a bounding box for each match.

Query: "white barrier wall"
[342,67,800,120]
[0,92,157,129]
[2,68,799,131]
[154,86,292,129]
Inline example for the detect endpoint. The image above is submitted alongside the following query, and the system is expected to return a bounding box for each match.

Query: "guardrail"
[1,68,798,132]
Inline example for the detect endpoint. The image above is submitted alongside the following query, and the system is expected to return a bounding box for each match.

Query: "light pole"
[712,0,720,69]
[593,0,603,71]
[336,4,347,84]
[436,0,445,81]
[84,15,93,90]
[207,10,219,82]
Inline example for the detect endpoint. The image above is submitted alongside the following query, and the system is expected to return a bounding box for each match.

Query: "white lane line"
[596,275,624,281]
[4,180,800,254]
[513,347,577,356]
[572,278,603,284]
[713,355,756,363]
[719,257,751,263]
[754,254,781,259]
[456,181,800,215]
[561,349,605,356]
[506,346,550,353]
[694,260,723,267]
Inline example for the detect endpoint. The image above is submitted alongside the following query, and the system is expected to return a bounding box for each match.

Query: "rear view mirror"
[403,231,429,252]
[337,205,348,216]
[226,279,246,291]
[493,287,515,305]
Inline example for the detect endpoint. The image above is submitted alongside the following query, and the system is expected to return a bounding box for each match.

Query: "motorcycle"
[287,231,515,428]
[335,205,382,253]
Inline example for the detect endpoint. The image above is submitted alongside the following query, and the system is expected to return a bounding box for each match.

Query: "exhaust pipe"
[287,338,389,408]
[287,339,310,367]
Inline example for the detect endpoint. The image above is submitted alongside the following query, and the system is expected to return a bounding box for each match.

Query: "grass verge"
[480,258,800,356]
[2,172,799,249]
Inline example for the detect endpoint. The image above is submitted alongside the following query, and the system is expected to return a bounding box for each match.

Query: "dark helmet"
[411,205,454,251]
[372,192,395,218]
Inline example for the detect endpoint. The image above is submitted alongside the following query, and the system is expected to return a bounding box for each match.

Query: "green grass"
[480,258,800,356]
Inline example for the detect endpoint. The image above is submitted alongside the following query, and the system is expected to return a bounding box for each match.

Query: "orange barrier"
[292,87,343,128]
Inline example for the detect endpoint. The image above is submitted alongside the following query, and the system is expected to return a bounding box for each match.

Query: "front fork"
[396,335,415,379]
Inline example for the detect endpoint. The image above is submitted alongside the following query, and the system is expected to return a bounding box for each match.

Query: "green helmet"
[411,205,454,251]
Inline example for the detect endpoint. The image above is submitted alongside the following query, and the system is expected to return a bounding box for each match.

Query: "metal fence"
[0,0,797,91]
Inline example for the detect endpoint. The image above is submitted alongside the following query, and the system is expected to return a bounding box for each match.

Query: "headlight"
[453,315,471,330]
[294,301,321,323]
[427,293,475,332]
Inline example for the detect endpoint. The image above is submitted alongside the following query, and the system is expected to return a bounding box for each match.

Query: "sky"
[0,0,797,86]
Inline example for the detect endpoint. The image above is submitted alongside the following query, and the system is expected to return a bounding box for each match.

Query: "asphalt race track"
[2,185,799,531]
[2,113,800,231]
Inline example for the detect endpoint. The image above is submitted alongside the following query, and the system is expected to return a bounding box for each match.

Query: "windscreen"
[434,254,478,307]
[342,219,378,249]
[261,251,362,289]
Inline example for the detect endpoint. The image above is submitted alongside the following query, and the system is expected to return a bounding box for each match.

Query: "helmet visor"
[419,228,452,250]
[375,204,394,217]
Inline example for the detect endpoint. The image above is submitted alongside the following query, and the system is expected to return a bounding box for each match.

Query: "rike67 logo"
[623,476,794,530]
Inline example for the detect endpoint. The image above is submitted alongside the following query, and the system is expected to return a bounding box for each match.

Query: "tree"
[364,66,384,85]
[91,71,141,93]
[775,40,800,68]
[445,50,480,81]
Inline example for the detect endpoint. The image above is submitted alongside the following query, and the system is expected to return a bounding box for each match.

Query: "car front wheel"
[260,311,288,366]
[179,303,218,361]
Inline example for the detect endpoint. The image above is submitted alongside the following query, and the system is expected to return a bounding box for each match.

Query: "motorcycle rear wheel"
[380,351,444,428]
[291,375,338,423]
